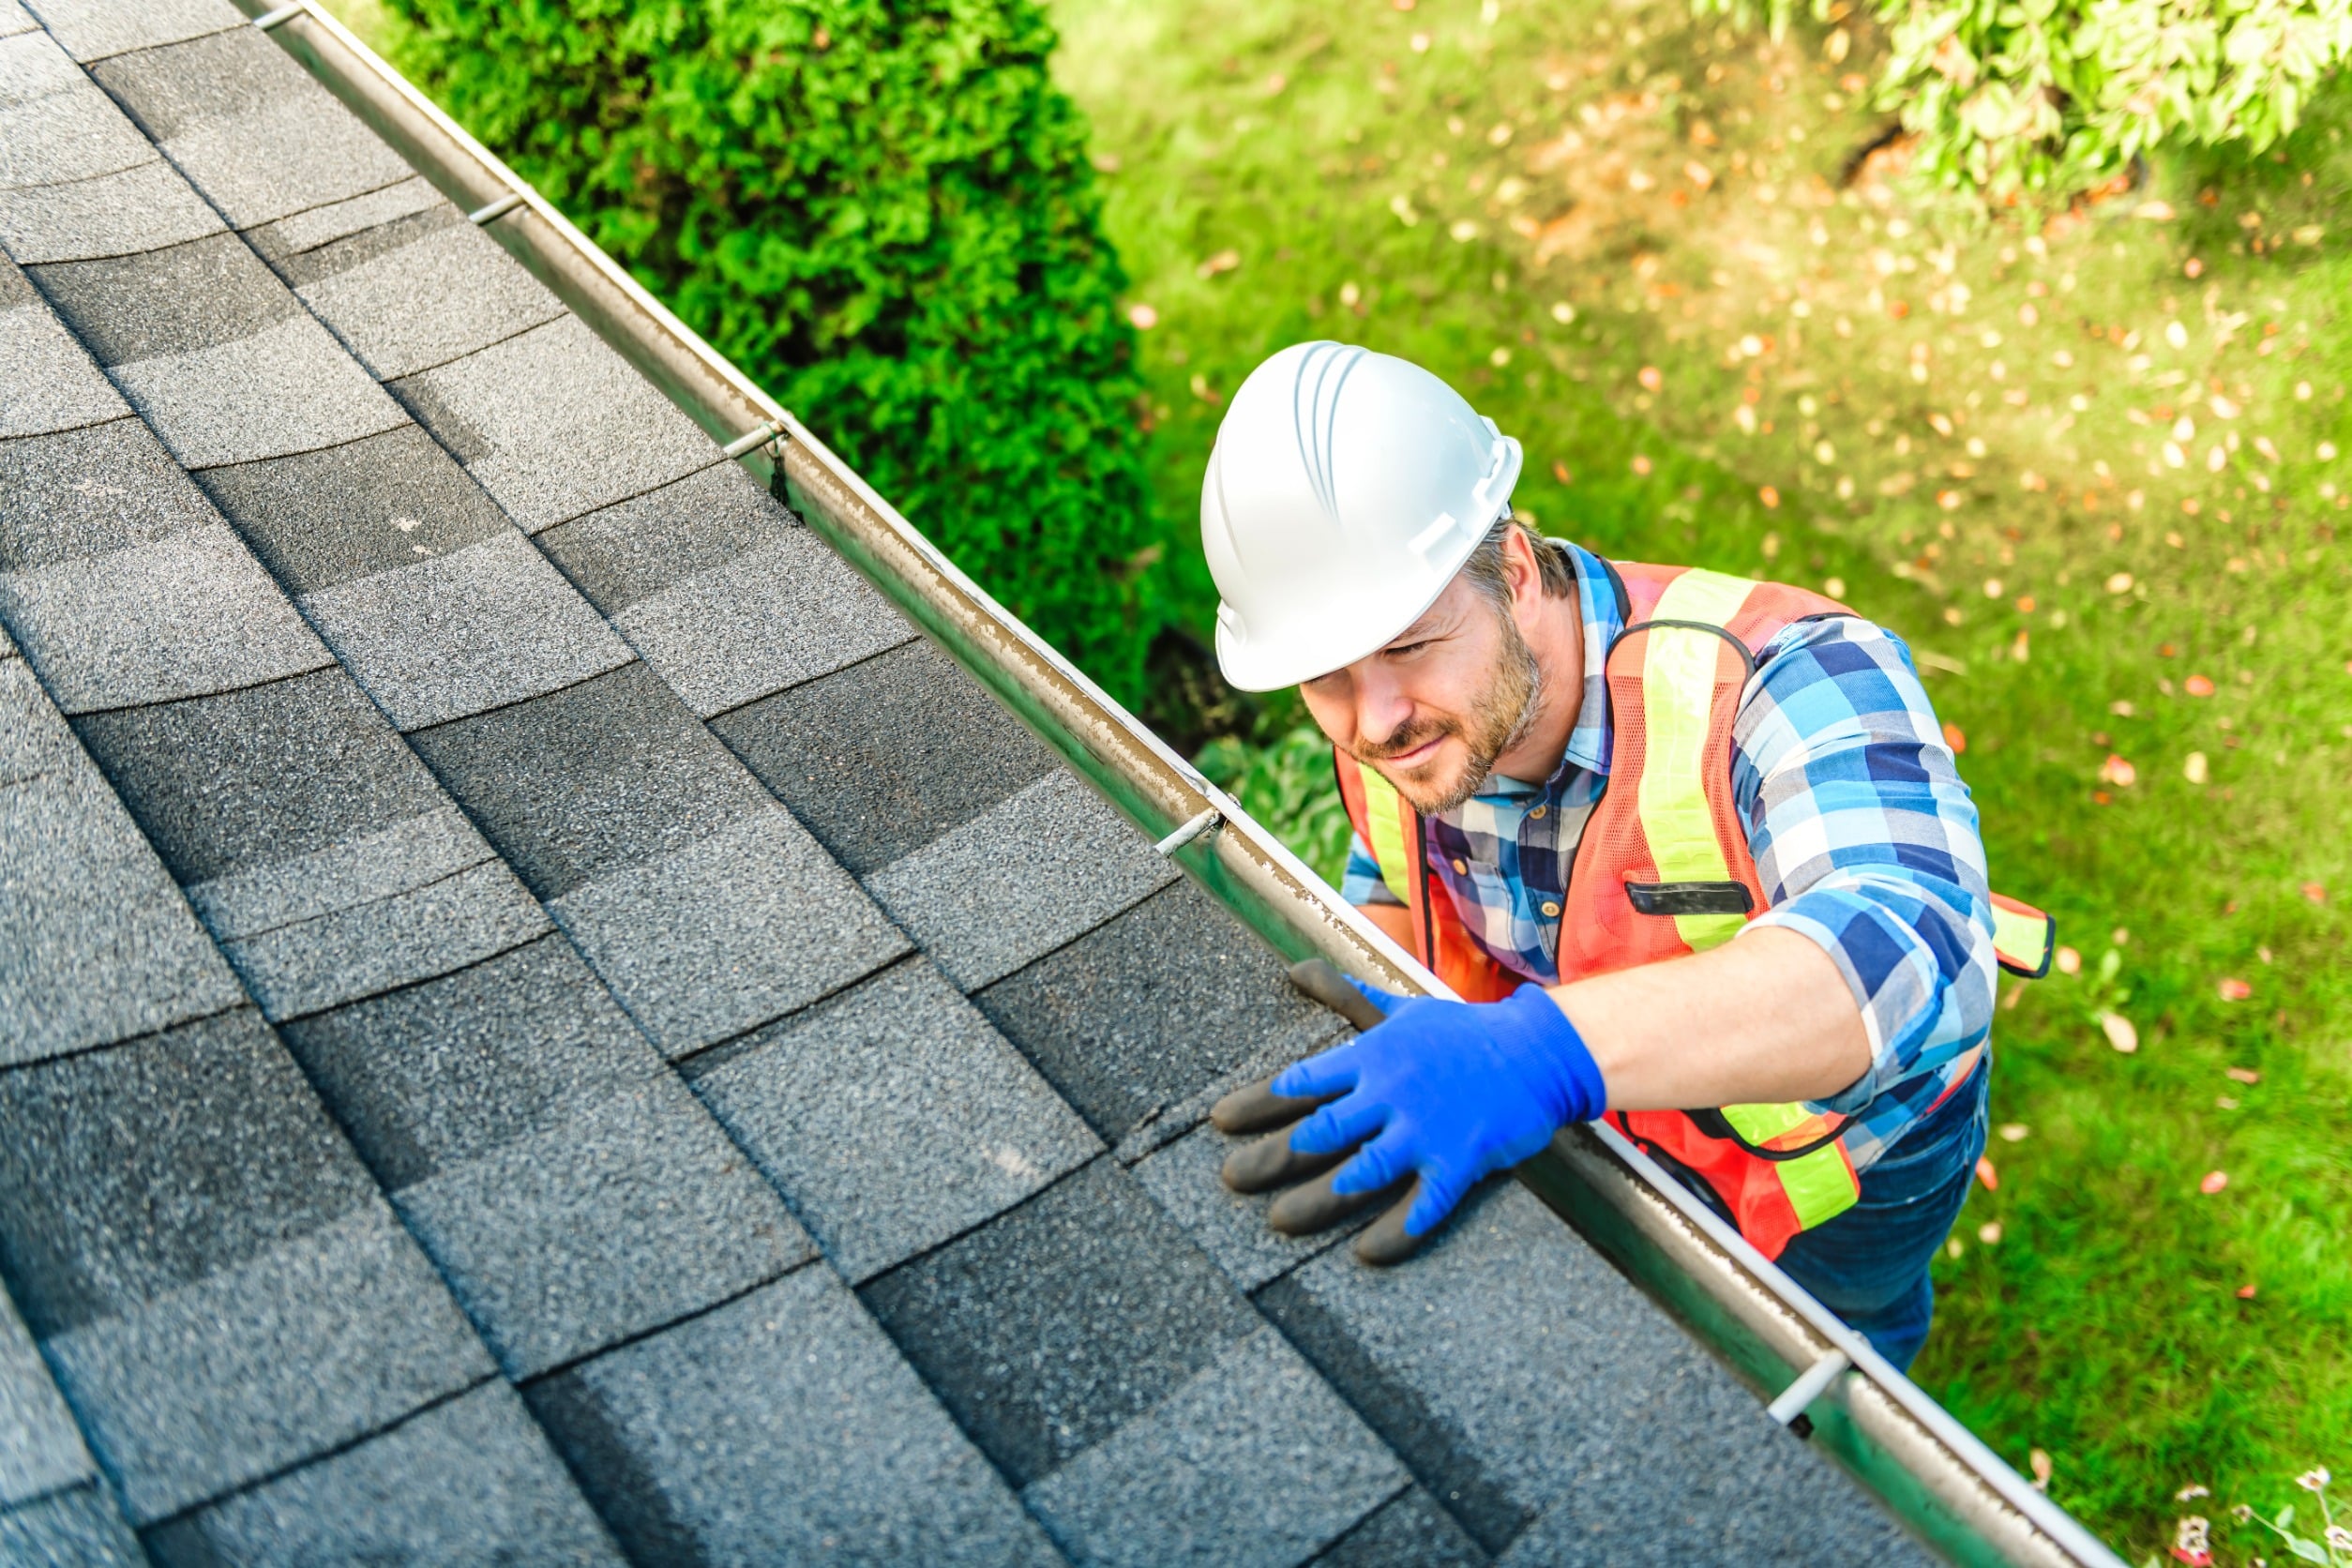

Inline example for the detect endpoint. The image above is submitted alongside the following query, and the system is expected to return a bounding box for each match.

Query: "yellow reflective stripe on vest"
[1991,898,2051,975]
[1775,1143,1862,1230]
[1357,764,1417,907]
[1719,1099,1833,1148]
[1635,568,1756,951]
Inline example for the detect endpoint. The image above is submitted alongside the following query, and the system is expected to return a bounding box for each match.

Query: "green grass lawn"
[1051,0,2352,1555]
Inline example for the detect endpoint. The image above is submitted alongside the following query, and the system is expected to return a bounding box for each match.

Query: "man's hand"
[1214,963,1606,1263]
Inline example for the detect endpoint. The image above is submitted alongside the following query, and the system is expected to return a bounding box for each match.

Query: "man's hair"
[1456,511,1576,612]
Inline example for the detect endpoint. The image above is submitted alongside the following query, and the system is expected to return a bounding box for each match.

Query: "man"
[1201,341,2051,1371]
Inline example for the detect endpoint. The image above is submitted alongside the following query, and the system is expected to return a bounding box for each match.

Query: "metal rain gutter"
[234,8,2125,1564]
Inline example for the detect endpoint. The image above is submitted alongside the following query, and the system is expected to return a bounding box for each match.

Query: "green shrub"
[1696,0,2352,200]
[383,0,1166,701]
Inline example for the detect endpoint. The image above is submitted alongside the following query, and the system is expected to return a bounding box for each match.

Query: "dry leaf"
[2099,1010,2138,1052]
[1942,721,1967,754]
[1975,1154,1998,1190]
[2224,1066,2260,1084]
[2301,882,2327,904]
[1127,303,1158,330]
[2183,751,2209,784]
[1978,1221,2003,1244]
[2185,673,2215,696]
[2199,1169,2228,1195]
[2030,1449,2054,1490]
[2055,944,2082,974]
[1196,248,1241,278]
[1999,1123,2030,1142]
[2217,977,2252,1001]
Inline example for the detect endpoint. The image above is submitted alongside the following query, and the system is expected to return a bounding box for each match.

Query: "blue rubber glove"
[1272,982,1607,1237]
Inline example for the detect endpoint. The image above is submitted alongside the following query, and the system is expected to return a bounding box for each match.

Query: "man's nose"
[1353,668,1413,748]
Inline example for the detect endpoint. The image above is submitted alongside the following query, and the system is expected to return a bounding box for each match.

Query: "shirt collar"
[1558,539,1619,776]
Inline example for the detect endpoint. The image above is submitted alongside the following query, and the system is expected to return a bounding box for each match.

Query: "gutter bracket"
[1767,1348,1852,1431]
[1153,807,1222,857]
[467,191,525,226]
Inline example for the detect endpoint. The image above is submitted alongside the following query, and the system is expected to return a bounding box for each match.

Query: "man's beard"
[1352,605,1544,816]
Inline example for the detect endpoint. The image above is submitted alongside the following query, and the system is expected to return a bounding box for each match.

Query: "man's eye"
[1387,641,1429,657]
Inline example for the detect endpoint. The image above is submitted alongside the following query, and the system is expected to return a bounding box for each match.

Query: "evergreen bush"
[384,0,1166,701]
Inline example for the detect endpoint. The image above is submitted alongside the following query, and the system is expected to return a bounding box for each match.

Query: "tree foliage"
[1696,0,2352,199]
[384,0,1165,700]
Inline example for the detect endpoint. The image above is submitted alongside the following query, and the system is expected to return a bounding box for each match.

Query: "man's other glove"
[1214,961,1606,1265]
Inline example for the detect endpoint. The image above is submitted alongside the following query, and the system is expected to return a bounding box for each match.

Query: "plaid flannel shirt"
[1340,542,1997,1173]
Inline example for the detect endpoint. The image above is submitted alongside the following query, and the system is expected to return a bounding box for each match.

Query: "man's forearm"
[1548,927,1871,1111]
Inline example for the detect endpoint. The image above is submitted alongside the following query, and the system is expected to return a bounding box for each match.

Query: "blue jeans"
[1655,1065,1989,1373]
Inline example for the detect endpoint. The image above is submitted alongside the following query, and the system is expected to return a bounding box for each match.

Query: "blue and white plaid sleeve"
[1341,831,1404,906]
[1730,618,1998,1114]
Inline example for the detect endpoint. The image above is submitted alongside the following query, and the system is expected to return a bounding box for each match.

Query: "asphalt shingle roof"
[0,14,1940,1561]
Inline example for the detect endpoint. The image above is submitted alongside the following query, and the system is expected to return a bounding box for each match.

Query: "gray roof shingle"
[293,526,635,730]
[0,155,224,264]
[1019,1324,1406,1568]
[538,460,918,717]
[409,661,909,1053]
[0,419,334,713]
[710,635,1059,875]
[0,1482,145,1566]
[0,657,242,1066]
[0,256,128,437]
[523,1263,1064,1566]
[281,935,815,1379]
[0,1007,494,1522]
[88,25,413,228]
[244,174,441,260]
[142,1381,626,1567]
[274,202,566,380]
[976,879,1349,1153]
[0,1281,90,1508]
[858,1159,1264,1489]
[23,0,244,65]
[28,233,407,467]
[686,956,1102,1284]
[1256,1182,1935,1564]
[865,768,1182,992]
[1313,1486,1491,1567]
[392,312,722,532]
[0,78,150,190]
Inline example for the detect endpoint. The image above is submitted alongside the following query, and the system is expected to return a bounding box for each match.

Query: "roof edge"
[228,8,2122,1564]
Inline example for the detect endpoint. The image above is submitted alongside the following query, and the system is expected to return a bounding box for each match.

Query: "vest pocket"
[1623,880,1756,916]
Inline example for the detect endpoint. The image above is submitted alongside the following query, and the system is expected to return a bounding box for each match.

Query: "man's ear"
[1502,520,1543,610]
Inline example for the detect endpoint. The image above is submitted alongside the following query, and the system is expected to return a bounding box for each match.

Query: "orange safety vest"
[1334,560,2056,1259]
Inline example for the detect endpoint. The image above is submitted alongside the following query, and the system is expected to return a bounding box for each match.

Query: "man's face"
[1300,572,1541,815]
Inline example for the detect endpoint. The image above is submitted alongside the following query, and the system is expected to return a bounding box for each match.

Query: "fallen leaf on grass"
[2030,1449,2054,1491]
[2199,1169,2228,1195]
[1127,303,1158,330]
[1942,721,1967,754]
[1758,485,1780,507]
[2099,1010,2138,1052]
[2218,977,2252,1001]
[1552,460,1573,483]
[2183,751,2209,784]
[2236,1283,2257,1299]
[2055,944,2081,974]
[1975,1154,1998,1190]
[1196,248,1240,279]
[1978,1221,2002,1244]
[2225,1066,2260,1084]
[2099,755,2137,788]
[2301,882,2327,904]
[2105,571,2134,594]
[2177,1485,2210,1501]
[1637,365,1663,392]
[1999,1123,2030,1142]
[2185,674,2215,696]
[2134,200,2177,221]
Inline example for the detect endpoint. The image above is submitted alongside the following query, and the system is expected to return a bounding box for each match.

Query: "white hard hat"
[1201,341,1522,691]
